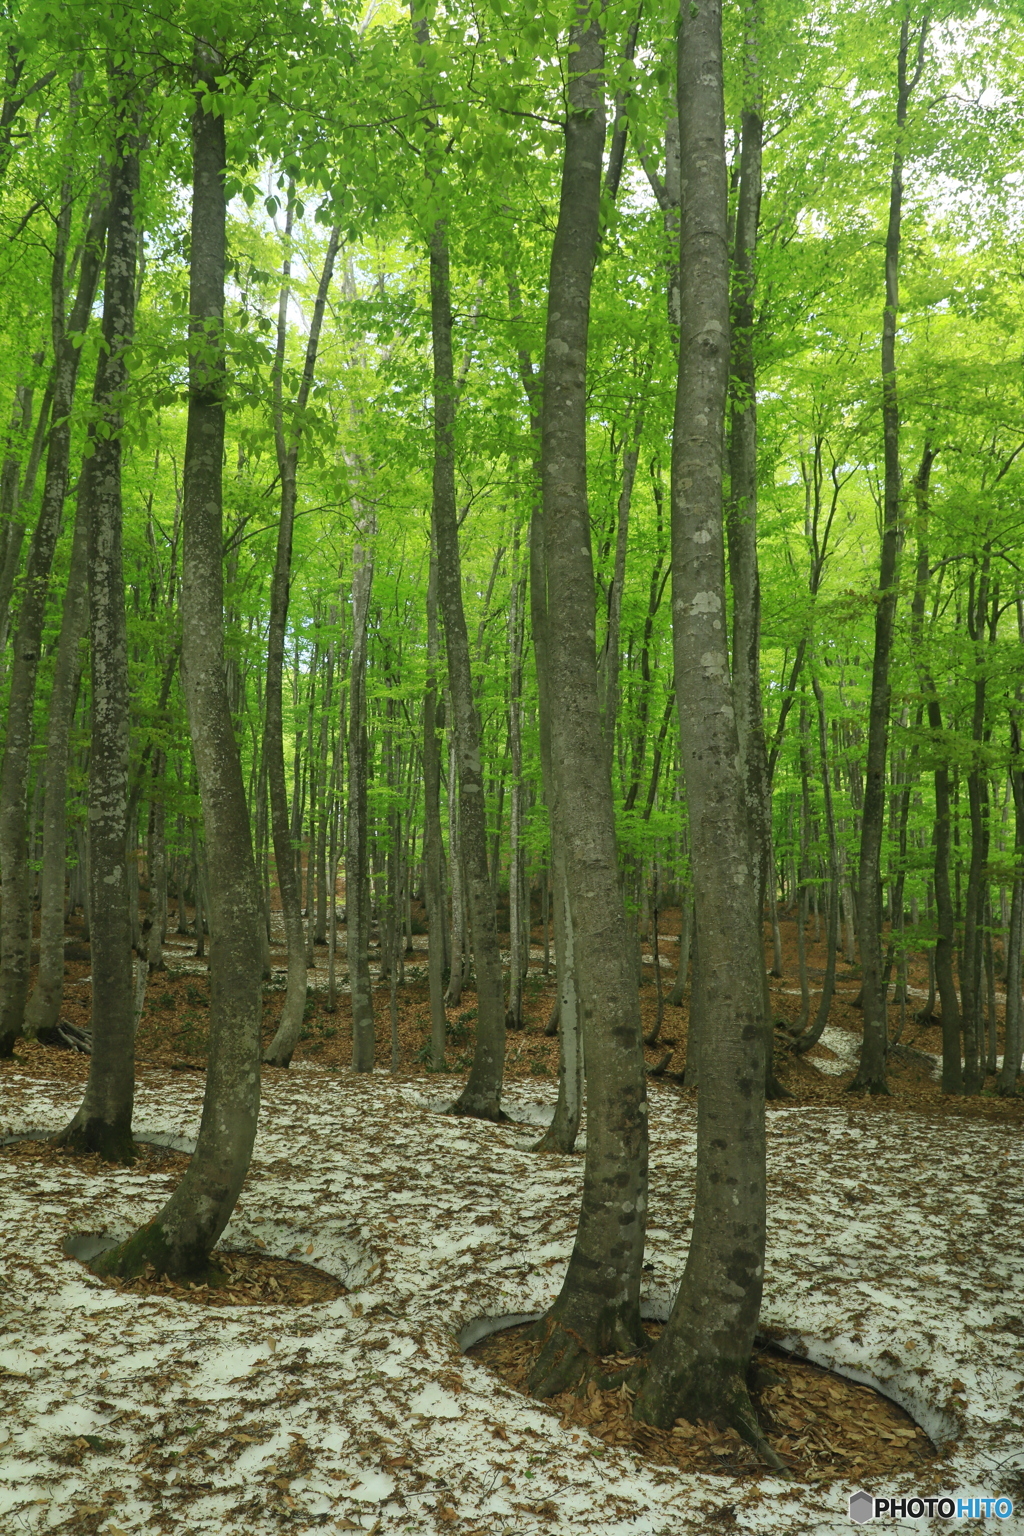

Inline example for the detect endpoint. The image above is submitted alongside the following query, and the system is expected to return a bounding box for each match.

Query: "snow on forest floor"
[1,1063,1023,1536]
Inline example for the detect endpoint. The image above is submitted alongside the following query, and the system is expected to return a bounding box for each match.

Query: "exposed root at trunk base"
[631,1366,788,1474]
[87,1219,223,1286]
[471,1320,939,1483]
[531,1123,578,1154]
[447,1095,509,1124]
[526,1316,645,1399]
[527,1319,591,1398]
[262,1050,295,1068]
[51,1116,135,1166]
[846,1072,890,1096]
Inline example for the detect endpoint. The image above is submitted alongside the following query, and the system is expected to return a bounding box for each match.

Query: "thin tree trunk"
[427,226,506,1120]
[147,753,167,971]
[422,554,447,1068]
[0,177,106,1057]
[506,559,527,1031]
[792,671,839,1052]
[346,518,375,1069]
[24,492,88,1038]
[262,218,340,1067]
[851,15,928,1095]
[55,107,138,1162]
[506,279,583,1154]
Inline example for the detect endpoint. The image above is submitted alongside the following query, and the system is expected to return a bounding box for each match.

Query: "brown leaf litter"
[470,1319,945,1487]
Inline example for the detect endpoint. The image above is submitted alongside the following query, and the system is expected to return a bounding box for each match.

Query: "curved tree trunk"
[632,0,773,1461]
[92,39,263,1280]
[528,4,648,1393]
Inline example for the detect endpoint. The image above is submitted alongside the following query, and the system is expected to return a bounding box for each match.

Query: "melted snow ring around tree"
[463,1311,948,1488]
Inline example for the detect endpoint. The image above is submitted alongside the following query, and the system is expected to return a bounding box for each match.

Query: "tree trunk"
[262,216,340,1068]
[506,560,527,1031]
[998,655,1024,1094]
[0,183,106,1057]
[851,15,928,1095]
[347,519,375,1071]
[92,39,263,1280]
[506,277,584,1154]
[527,3,648,1393]
[422,554,447,1069]
[632,0,773,1461]
[23,493,88,1038]
[725,13,787,1101]
[147,754,168,972]
[54,106,138,1163]
[426,226,506,1121]
[792,671,839,1052]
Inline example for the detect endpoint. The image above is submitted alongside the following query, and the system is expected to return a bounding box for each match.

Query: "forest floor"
[1,908,1022,1535]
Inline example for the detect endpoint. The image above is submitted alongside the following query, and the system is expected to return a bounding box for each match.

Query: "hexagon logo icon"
[848,1490,875,1524]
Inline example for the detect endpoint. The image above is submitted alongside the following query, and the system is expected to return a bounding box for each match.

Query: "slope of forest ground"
[1,915,1023,1536]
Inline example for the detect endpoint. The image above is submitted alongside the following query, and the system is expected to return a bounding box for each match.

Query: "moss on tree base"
[89,1219,226,1286]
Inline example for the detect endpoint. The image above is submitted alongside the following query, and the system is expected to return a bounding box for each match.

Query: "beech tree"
[93,34,264,1279]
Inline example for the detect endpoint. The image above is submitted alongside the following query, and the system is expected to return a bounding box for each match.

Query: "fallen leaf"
[305,1243,314,1254]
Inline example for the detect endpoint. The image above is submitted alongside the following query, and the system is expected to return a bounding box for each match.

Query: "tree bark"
[347,517,375,1071]
[506,559,527,1031]
[528,2,648,1393]
[0,184,105,1057]
[54,102,139,1163]
[632,0,773,1461]
[506,275,582,1154]
[23,492,88,1038]
[262,217,340,1067]
[426,227,507,1120]
[851,15,928,1095]
[724,4,788,1100]
[92,38,263,1280]
[423,554,447,1068]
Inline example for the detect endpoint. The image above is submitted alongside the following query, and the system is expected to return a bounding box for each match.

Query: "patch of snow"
[0,1068,1021,1534]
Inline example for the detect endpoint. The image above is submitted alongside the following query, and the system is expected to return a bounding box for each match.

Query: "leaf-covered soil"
[471,1323,940,1486]
[1,901,1022,1534]
[40,898,1024,1137]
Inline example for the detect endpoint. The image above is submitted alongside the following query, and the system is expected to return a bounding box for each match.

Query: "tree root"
[526,1319,592,1398]
[631,1364,789,1475]
[526,1317,647,1399]
[86,1218,224,1285]
[531,1124,578,1154]
[845,1073,890,1096]
[51,1115,135,1166]
[262,1049,294,1068]
[447,1096,509,1124]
